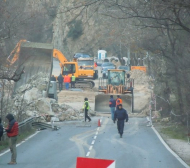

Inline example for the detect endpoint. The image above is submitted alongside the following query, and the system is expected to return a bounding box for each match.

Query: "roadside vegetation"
[160,123,187,141]
[0,128,36,152]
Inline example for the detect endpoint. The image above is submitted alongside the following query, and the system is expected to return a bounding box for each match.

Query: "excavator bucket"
[94,94,133,113]
[13,42,53,92]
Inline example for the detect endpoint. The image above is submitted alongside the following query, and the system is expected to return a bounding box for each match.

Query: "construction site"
[1,1,190,167]
[1,40,189,167]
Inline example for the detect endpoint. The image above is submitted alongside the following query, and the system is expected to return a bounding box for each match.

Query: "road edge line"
[0,131,40,157]
[151,126,190,168]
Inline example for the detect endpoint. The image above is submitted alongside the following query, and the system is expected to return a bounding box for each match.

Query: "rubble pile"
[9,72,95,121]
[130,70,149,85]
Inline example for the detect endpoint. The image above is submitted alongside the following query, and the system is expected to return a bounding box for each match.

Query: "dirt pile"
[129,70,152,114]
[130,70,149,85]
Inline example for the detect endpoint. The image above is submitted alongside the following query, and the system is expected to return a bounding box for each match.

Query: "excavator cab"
[62,63,76,76]
[95,69,134,113]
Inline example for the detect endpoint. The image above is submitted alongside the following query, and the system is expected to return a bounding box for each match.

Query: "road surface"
[0,117,188,168]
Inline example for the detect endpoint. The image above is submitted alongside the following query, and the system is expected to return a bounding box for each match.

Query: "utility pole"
[127,45,130,68]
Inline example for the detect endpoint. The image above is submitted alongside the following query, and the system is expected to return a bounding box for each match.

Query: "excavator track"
[76,80,95,88]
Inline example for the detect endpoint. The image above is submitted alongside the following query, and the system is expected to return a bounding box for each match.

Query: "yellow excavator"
[95,69,134,113]
[53,49,98,88]
[7,41,98,90]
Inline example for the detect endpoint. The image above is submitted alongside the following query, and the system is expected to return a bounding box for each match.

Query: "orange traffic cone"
[98,119,101,127]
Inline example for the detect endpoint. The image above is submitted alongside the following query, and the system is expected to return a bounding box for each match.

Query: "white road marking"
[86,152,90,157]
[0,131,40,157]
[152,127,190,168]
[85,117,103,157]
[91,140,95,145]
[89,146,93,151]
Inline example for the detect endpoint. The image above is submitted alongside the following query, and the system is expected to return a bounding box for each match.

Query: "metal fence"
[1,117,35,142]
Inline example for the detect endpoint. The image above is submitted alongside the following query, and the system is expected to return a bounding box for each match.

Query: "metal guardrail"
[32,122,59,130]
[2,116,59,136]
[3,117,35,135]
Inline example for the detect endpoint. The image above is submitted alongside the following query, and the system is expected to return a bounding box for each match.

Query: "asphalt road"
[0,117,188,168]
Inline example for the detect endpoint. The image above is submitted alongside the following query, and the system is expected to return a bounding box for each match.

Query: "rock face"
[10,72,95,121]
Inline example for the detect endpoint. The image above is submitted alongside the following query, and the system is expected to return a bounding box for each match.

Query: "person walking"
[5,114,19,165]
[114,104,128,138]
[0,117,3,141]
[109,95,116,122]
[83,98,91,122]
[50,75,56,81]
[116,95,122,109]
[64,74,71,90]
[71,74,76,88]
[57,74,63,91]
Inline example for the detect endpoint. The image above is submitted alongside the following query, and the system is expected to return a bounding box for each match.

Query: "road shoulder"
[153,123,190,167]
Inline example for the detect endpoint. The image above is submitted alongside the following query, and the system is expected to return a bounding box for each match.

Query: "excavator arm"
[53,49,68,63]
[7,39,27,65]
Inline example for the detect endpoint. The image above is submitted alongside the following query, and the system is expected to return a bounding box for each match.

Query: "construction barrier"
[131,66,146,72]
[76,157,115,168]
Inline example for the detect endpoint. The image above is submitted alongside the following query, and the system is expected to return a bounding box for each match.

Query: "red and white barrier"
[76,157,115,168]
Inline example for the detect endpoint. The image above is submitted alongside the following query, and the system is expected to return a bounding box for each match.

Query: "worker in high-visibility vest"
[63,74,71,90]
[82,98,91,122]
[71,74,76,88]
[116,95,122,109]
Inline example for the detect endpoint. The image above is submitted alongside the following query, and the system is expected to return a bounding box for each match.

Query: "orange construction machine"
[95,69,134,113]
[53,49,98,88]
[7,39,27,65]
[7,41,98,90]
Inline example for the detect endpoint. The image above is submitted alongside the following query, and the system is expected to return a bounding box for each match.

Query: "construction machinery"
[53,49,98,88]
[77,57,95,69]
[8,41,98,95]
[7,39,27,66]
[95,69,134,113]
[12,42,53,95]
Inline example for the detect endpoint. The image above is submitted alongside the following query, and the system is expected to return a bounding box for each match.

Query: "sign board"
[76,157,115,168]
[131,66,146,72]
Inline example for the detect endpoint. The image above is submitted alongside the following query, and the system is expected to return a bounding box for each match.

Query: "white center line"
[89,146,93,151]
[91,140,95,145]
[86,152,90,157]
[85,117,103,157]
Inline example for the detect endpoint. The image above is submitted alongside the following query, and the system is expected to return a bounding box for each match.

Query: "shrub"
[67,20,83,40]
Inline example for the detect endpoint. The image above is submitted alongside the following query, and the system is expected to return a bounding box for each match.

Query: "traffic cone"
[98,119,101,127]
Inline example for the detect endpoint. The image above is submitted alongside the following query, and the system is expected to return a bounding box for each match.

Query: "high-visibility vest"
[71,75,76,82]
[64,76,71,83]
[116,98,122,106]
[83,101,90,110]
